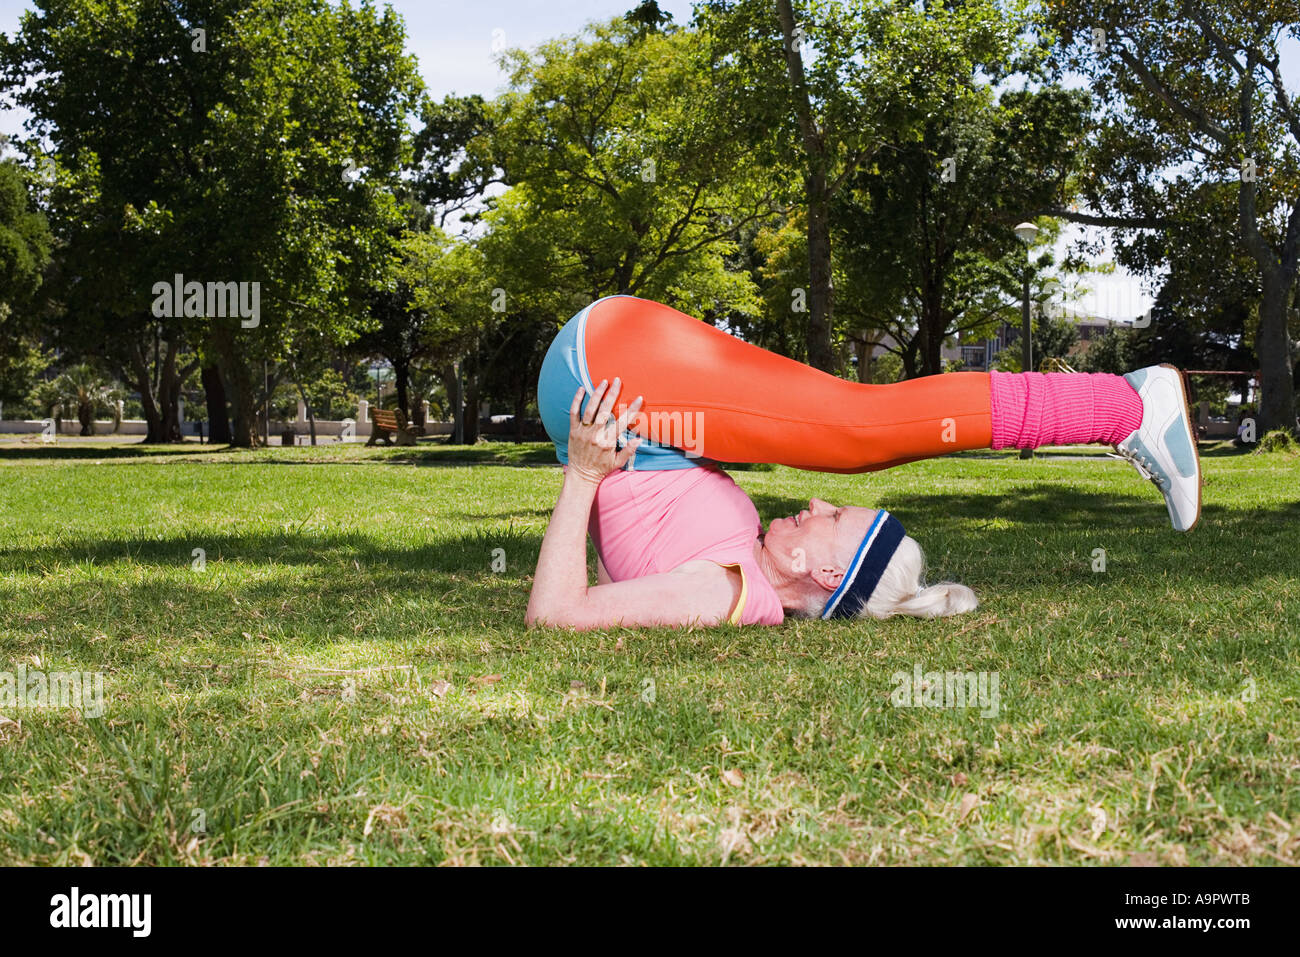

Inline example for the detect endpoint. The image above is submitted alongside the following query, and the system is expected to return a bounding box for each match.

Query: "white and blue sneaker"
[1109,364,1202,531]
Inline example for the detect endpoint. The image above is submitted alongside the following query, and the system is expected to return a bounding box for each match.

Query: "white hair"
[861,536,977,619]
[792,535,978,620]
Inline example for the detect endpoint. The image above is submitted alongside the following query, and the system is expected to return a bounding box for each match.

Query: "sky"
[1,0,1296,321]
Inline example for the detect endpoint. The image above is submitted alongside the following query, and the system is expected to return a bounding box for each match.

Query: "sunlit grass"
[0,440,1296,864]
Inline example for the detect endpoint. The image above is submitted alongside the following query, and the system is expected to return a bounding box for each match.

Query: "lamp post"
[369,362,388,410]
[1014,221,1039,460]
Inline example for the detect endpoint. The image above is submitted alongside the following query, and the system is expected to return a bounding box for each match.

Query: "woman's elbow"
[525,601,592,630]
[525,600,567,629]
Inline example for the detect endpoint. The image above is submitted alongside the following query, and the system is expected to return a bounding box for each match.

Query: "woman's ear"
[810,564,843,593]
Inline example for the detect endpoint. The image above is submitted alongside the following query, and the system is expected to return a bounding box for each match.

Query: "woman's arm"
[525,379,742,630]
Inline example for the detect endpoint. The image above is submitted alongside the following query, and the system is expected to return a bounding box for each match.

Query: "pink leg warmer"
[989,371,1144,450]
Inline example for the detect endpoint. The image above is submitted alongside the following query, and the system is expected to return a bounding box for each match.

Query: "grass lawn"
[0,437,1297,865]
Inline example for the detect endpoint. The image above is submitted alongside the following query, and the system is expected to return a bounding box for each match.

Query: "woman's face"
[763,498,880,587]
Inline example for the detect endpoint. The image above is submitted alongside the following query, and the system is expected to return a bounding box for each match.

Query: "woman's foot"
[1109,364,1202,531]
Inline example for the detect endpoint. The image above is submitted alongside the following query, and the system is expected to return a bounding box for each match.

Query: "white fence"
[0,399,454,440]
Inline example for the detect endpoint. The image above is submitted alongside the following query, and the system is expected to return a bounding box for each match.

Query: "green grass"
[0,438,1297,865]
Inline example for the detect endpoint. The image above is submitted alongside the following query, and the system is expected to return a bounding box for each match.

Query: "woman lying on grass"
[525,296,1202,630]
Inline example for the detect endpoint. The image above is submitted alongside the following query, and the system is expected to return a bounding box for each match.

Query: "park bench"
[367,408,417,447]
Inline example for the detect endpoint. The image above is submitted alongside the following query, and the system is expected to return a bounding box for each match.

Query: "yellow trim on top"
[716,562,749,626]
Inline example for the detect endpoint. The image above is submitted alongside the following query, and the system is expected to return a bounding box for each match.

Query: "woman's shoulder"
[669,555,784,627]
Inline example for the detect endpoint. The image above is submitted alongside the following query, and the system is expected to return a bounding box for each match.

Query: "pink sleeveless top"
[585,466,785,626]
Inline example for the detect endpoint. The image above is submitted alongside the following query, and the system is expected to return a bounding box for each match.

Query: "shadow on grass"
[0,443,225,460]
[0,526,543,578]
[384,444,555,467]
[0,441,559,466]
[4,487,1297,583]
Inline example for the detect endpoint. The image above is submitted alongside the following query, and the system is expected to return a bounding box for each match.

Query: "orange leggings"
[583,296,992,473]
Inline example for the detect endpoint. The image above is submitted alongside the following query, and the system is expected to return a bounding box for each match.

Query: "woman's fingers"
[613,437,641,470]
[594,377,622,426]
[581,379,609,426]
[615,395,643,435]
[569,387,585,424]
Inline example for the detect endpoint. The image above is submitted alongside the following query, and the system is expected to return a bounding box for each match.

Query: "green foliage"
[1253,429,1298,454]
[0,155,51,308]
[836,84,1092,377]
[1032,310,1081,366]
[869,350,904,384]
[1078,324,1140,375]
[0,155,54,406]
[488,16,766,314]
[2,0,426,443]
[0,327,49,410]
[1044,0,1300,432]
[399,227,489,368]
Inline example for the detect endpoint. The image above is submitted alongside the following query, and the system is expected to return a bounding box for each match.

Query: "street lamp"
[1014,221,1039,460]
[369,361,389,409]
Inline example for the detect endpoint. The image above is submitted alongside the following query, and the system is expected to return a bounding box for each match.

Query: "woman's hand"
[567,378,642,486]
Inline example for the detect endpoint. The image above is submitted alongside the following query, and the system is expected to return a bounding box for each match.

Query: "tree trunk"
[852,331,881,383]
[515,383,527,441]
[463,375,481,445]
[805,178,835,372]
[158,355,186,444]
[217,333,260,448]
[900,338,920,380]
[201,364,231,444]
[919,302,945,377]
[128,342,164,443]
[438,364,460,443]
[1256,267,1298,435]
[393,358,411,421]
[148,340,192,444]
[774,0,835,373]
[292,373,318,446]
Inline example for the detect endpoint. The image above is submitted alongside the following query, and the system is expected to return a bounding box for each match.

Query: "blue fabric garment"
[536,296,706,471]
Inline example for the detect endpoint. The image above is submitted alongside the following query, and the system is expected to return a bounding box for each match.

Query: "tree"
[696,0,1035,371]
[1045,0,1300,434]
[489,14,769,313]
[411,93,498,229]
[835,86,1092,376]
[0,149,52,408]
[53,362,121,435]
[1,0,425,445]
[399,227,489,443]
[1078,324,1140,375]
[991,304,1079,372]
[474,189,592,440]
[356,281,432,425]
[746,209,811,361]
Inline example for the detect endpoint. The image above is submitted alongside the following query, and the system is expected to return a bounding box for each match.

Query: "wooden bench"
[366,408,417,446]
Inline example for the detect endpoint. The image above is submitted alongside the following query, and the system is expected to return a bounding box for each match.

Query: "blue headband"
[820,510,906,620]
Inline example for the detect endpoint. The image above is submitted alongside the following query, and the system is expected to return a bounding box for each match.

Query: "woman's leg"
[580,296,1143,473]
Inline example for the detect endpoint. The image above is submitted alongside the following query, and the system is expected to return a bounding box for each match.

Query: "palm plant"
[52,364,121,436]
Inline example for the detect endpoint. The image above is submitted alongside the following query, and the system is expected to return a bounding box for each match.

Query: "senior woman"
[525,295,1200,630]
